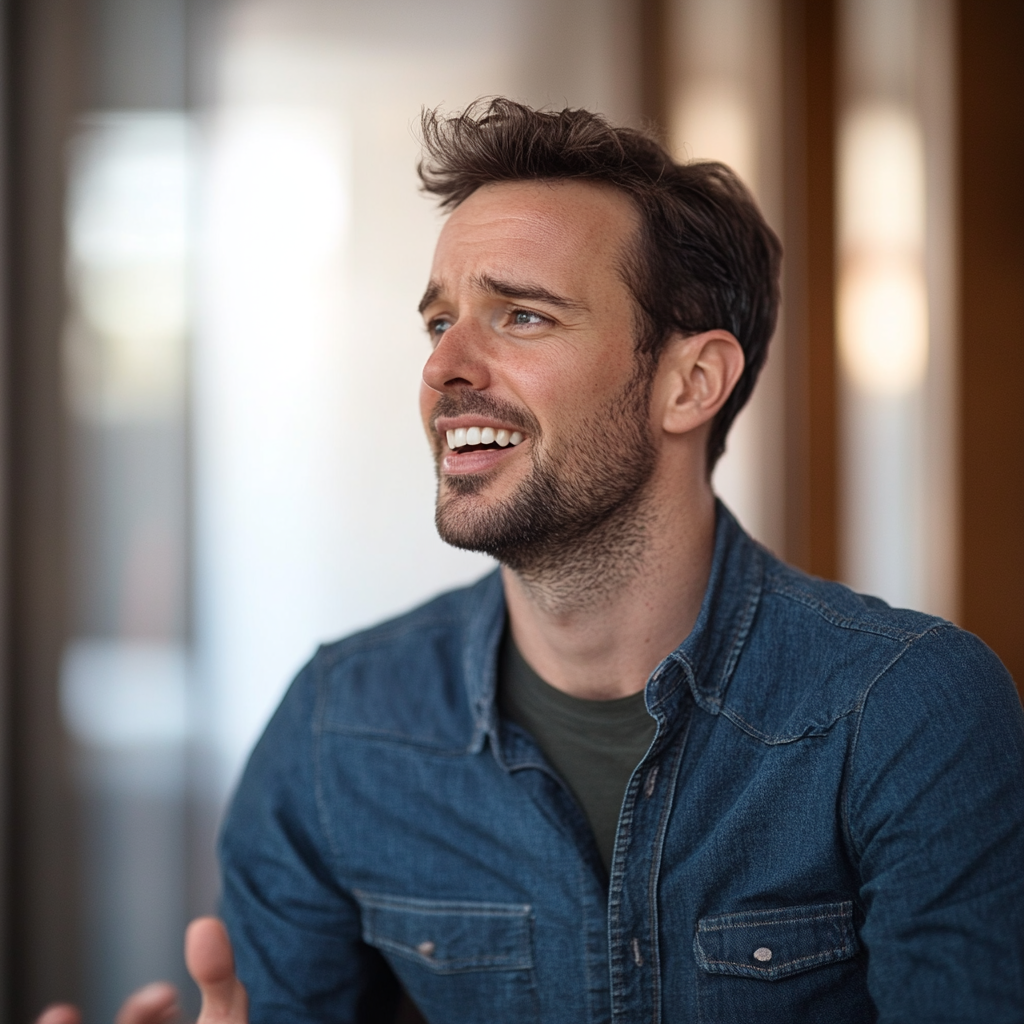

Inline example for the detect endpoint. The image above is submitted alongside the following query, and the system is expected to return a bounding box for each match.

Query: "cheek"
[508,347,633,427]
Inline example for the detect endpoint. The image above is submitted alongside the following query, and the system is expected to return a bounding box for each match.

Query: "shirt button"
[753,947,772,962]
[417,940,436,957]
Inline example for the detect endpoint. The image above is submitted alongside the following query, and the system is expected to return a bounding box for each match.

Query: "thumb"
[35,1006,81,1024]
[185,917,248,1024]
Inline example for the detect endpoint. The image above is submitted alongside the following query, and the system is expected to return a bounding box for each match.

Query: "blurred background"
[0,0,1020,1020]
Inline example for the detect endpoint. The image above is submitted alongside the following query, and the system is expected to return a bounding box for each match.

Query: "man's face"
[418,180,658,574]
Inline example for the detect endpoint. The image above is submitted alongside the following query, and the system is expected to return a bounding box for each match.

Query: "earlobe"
[658,330,745,436]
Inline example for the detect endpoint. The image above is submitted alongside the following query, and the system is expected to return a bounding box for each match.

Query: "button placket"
[608,700,691,1024]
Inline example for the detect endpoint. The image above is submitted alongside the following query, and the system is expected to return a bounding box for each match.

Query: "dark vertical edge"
[183,0,224,940]
[4,0,87,1017]
[638,0,670,137]
[0,0,9,1017]
[958,0,1024,691]
[781,0,838,578]
[803,0,838,580]
[780,0,810,569]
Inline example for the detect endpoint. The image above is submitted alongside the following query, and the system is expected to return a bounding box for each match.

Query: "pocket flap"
[355,891,534,974]
[695,900,858,981]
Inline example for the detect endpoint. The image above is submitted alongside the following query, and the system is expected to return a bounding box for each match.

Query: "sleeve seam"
[841,622,956,862]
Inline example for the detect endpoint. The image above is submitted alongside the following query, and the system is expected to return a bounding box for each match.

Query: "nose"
[421,318,491,394]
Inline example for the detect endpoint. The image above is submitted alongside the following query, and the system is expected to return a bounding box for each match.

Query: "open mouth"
[445,426,524,454]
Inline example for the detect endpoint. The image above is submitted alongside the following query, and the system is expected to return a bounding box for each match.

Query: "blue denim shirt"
[220,506,1024,1023]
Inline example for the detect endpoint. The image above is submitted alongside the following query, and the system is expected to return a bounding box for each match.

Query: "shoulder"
[721,549,1019,743]
[300,570,502,750]
[760,555,946,641]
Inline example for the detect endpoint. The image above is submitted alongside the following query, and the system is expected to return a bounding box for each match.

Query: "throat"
[505,488,657,616]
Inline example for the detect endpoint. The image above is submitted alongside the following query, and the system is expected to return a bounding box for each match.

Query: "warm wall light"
[838,103,928,396]
[671,81,754,183]
[65,113,192,421]
[839,255,928,394]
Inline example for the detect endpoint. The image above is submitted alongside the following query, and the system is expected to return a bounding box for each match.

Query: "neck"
[502,473,717,701]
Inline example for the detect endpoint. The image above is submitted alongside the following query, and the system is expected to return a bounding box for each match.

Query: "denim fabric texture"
[220,504,1024,1024]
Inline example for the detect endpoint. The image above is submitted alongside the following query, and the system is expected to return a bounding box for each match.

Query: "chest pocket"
[355,891,539,1023]
[693,901,872,1023]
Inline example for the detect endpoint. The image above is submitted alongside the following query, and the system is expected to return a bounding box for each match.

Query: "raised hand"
[34,917,247,1024]
[186,917,248,1024]
[36,983,180,1024]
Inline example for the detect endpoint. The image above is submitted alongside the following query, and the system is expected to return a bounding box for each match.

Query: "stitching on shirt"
[369,936,531,972]
[354,891,532,916]
[317,612,463,669]
[710,548,764,705]
[356,891,535,973]
[699,944,849,973]
[712,620,951,748]
[695,901,857,979]
[765,581,933,641]
[312,654,345,866]
[717,704,858,745]
[318,724,469,755]
[664,550,763,718]
[841,623,952,863]
[697,909,849,931]
[607,751,639,1004]
[649,729,689,1022]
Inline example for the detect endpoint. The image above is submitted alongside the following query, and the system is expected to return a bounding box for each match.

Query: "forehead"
[429,179,640,291]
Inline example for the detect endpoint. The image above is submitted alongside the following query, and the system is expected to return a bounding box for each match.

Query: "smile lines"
[445,426,523,451]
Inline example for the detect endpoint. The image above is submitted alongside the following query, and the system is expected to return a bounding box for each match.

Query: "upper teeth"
[446,426,523,450]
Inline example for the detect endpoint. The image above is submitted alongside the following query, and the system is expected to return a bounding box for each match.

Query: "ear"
[653,329,745,436]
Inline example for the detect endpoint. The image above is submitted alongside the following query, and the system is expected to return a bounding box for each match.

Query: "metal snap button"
[753,946,772,962]
[416,940,435,957]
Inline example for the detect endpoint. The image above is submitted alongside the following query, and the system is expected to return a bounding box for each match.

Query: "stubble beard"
[432,363,659,612]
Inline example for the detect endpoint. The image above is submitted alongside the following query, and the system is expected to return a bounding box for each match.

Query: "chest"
[316,709,873,1022]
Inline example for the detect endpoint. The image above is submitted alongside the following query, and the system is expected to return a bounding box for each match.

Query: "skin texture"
[421,180,656,587]
[420,180,744,699]
[40,178,744,1024]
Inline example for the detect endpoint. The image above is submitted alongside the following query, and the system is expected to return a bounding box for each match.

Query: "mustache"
[429,391,541,437]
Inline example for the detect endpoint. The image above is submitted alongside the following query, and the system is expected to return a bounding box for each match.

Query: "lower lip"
[441,445,520,475]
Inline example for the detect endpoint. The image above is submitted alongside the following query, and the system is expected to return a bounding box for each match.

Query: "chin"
[434,487,511,552]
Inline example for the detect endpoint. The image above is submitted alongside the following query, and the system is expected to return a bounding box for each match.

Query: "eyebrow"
[418,281,442,315]
[417,274,589,316]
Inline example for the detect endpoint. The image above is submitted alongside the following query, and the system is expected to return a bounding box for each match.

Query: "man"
[45,99,1024,1024]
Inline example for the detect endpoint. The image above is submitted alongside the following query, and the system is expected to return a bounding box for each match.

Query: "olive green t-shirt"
[498,630,657,873]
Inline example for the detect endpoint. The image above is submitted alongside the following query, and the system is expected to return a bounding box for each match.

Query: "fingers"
[36,1005,82,1024]
[40,978,178,1024]
[115,982,180,1024]
[185,917,248,1024]
[40,982,177,1024]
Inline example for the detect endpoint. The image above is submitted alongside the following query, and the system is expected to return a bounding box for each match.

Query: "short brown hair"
[418,97,782,471]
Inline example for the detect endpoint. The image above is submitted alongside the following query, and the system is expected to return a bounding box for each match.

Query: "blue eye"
[512,310,545,326]
[429,318,452,338]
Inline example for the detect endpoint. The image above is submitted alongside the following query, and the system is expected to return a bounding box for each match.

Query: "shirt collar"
[656,501,764,717]
[461,500,764,750]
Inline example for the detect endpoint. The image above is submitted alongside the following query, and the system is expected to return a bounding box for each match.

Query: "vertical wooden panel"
[639,0,670,134]
[782,0,839,578]
[4,0,87,1016]
[0,1,9,1016]
[959,0,1024,691]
